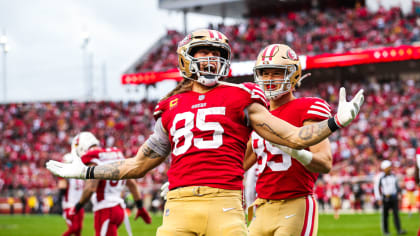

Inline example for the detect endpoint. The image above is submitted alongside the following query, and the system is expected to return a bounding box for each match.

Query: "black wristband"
[86,166,95,179]
[135,200,143,209]
[327,117,340,132]
[58,189,66,202]
[75,202,83,213]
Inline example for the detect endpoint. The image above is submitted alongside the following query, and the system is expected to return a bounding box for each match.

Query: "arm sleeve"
[145,118,171,157]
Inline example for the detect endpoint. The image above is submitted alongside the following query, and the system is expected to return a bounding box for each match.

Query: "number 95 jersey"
[154,83,268,191]
[252,97,331,200]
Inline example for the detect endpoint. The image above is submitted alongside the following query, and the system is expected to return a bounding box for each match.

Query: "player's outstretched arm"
[46,144,166,180]
[92,145,166,179]
[47,118,170,180]
[248,87,364,149]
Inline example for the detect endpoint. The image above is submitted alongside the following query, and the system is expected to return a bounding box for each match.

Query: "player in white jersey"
[71,132,151,236]
[58,152,85,236]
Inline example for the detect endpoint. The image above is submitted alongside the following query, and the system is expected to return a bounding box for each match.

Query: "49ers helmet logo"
[178,34,192,48]
[287,49,298,61]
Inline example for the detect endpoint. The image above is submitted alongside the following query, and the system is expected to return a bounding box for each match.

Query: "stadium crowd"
[137,6,420,72]
[0,77,418,213]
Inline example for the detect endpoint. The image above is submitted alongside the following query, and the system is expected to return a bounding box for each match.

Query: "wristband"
[293,150,313,166]
[86,166,95,179]
[135,200,143,209]
[328,117,340,132]
[58,189,66,202]
[75,202,83,213]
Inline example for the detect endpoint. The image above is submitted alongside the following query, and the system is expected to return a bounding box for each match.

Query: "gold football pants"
[157,186,248,236]
[248,195,318,236]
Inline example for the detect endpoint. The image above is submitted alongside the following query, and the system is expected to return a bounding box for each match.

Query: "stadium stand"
[135,7,420,72]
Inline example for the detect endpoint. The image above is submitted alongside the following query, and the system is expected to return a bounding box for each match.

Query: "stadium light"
[81,30,91,99]
[0,29,8,102]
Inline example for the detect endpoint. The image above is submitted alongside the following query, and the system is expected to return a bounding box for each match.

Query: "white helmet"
[71,131,100,157]
[62,152,75,163]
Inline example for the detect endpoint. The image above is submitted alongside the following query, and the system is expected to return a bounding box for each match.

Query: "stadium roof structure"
[158,0,352,20]
[159,0,247,19]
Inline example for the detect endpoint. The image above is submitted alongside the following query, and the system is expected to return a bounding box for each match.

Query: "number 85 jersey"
[154,83,268,191]
[252,97,331,200]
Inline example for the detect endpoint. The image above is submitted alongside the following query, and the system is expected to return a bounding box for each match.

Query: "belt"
[166,186,241,200]
[247,196,310,223]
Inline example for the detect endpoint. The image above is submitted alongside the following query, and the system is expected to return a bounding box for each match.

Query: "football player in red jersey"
[47,29,364,236]
[243,44,333,236]
[404,167,417,216]
[70,132,151,236]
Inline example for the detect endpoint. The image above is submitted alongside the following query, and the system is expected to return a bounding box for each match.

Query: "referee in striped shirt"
[374,160,406,236]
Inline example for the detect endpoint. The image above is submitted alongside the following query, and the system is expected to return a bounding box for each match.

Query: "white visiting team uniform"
[62,178,84,210]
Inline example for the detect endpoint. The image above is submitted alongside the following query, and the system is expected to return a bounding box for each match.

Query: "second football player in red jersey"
[244,44,333,236]
[47,30,364,236]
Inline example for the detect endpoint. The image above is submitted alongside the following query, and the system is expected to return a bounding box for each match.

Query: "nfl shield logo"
[198,95,205,101]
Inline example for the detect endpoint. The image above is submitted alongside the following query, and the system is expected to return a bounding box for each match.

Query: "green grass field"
[0,212,418,236]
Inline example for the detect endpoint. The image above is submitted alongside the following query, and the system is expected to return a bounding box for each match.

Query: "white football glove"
[46,155,87,179]
[270,142,313,166]
[160,181,169,200]
[334,87,364,128]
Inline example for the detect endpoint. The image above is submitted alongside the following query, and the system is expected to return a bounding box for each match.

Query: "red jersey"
[329,183,343,198]
[81,147,127,211]
[404,177,416,192]
[154,83,268,190]
[252,97,331,199]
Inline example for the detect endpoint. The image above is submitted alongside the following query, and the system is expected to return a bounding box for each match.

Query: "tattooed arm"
[46,119,170,180]
[247,102,332,150]
[92,144,166,180]
[92,119,170,179]
[247,88,364,149]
